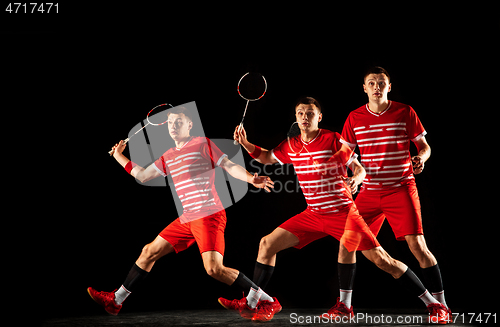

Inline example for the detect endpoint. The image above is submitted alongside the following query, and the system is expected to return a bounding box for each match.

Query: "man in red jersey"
[220,97,443,320]
[341,67,450,323]
[87,106,279,322]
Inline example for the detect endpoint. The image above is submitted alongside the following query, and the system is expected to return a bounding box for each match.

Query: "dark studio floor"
[42,308,482,327]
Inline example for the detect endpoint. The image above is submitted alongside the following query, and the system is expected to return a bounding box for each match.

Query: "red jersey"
[341,101,426,191]
[153,136,227,223]
[271,129,357,214]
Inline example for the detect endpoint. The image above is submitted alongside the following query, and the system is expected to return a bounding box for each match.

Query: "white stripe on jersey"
[357,135,408,143]
[358,139,408,147]
[368,122,406,128]
[361,150,408,157]
[183,198,215,208]
[174,176,210,187]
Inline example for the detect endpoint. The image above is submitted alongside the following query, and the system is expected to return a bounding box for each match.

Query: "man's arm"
[234,125,278,165]
[412,136,431,174]
[111,140,162,183]
[219,156,274,192]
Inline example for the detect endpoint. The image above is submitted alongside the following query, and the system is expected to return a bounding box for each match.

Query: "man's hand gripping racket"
[108,103,173,156]
[110,140,128,157]
[233,124,249,148]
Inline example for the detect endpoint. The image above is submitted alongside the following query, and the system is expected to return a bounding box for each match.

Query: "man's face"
[295,104,322,133]
[167,113,192,140]
[363,73,391,102]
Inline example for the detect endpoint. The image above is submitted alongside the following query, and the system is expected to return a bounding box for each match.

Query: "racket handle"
[108,138,129,156]
[234,123,243,145]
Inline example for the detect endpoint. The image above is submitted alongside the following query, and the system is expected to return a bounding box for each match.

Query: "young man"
[341,67,450,323]
[88,106,280,322]
[221,97,446,321]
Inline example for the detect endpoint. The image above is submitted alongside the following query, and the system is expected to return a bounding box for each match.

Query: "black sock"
[396,267,426,297]
[233,271,258,292]
[338,263,356,290]
[253,262,275,290]
[122,263,149,292]
[421,264,443,294]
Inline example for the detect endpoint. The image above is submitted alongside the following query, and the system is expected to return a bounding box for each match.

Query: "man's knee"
[140,240,171,262]
[406,235,427,253]
[259,236,269,250]
[338,244,356,263]
[258,235,275,257]
[205,263,224,279]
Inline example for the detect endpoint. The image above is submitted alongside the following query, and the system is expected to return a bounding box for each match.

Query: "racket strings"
[237,73,267,101]
[287,122,301,138]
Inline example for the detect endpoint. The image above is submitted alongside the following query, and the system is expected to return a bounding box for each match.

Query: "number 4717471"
[452,313,496,324]
[6,3,59,13]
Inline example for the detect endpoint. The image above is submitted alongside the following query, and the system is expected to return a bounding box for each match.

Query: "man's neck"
[301,128,320,143]
[175,135,192,149]
[368,99,390,113]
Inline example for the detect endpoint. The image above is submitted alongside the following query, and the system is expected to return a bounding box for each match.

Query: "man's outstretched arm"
[110,140,162,183]
[219,156,274,192]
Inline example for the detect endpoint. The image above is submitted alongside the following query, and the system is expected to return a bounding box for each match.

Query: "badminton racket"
[234,72,267,145]
[108,103,173,156]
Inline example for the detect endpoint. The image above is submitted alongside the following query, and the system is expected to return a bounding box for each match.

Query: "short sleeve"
[335,133,358,166]
[341,113,357,149]
[271,139,293,165]
[406,106,427,142]
[154,152,171,177]
[201,138,228,167]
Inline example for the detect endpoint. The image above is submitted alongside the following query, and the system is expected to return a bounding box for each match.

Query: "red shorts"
[355,180,423,241]
[159,210,226,255]
[279,205,380,252]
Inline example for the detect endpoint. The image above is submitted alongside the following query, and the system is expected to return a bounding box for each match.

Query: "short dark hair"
[295,96,321,113]
[364,66,390,83]
[167,106,193,122]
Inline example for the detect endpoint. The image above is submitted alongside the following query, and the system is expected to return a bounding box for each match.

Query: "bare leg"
[136,236,175,272]
[405,234,437,268]
[362,246,407,278]
[256,227,300,266]
[338,243,356,264]
[201,250,240,285]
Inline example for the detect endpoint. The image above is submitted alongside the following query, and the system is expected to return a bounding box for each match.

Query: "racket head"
[237,72,267,101]
[287,122,303,154]
[146,103,174,126]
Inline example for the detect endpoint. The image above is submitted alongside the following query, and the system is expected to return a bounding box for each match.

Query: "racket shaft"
[108,121,150,155]
[241,100,249,124]
[234,100,249,145]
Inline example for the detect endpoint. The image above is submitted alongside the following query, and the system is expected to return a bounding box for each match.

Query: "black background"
[3,5,496,322]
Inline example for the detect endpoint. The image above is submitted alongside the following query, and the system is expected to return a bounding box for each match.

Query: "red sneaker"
[252,297,282,322]
[218,296,247,312]
[239,301,258,320]
[87,287,122,315]
[321,297,354,320]
[427,303,450,324]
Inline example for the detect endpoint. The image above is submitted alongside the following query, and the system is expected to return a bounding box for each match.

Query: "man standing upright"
[341,67,450,324]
